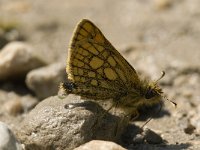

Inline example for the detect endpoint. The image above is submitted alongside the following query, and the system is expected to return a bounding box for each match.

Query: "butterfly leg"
[123,109,139,121]
[130,110,139,121]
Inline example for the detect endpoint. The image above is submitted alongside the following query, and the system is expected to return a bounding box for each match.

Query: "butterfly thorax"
[116,79,163,111]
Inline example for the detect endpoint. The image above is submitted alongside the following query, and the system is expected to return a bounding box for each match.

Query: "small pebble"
[154,0,172,10]
[144,128,163,144]
[74,140,127,150]
[132,134,145,144]
[184,124,196,135]
[3,99,23,116]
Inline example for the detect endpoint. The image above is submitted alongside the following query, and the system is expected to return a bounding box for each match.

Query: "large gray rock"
[74,140,127,150]
[16,95,129,150]
[26,62,66,99]
[0,42,46,80]
[0,122,22,150]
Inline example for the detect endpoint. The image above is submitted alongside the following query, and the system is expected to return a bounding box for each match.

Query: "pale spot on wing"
[88,71,96,77]
[97,68,103,74]
[79,28,88,36]
[104,68,117,80]
[107,56,116,67]
[81,49,89,56]
[83,22,93,32]
[102,51,109,58]
[84,58,89,63]
[75,59,84,67]
[113,55,125,69]
[97,74,103,79]
[116,68,127,82]
[100,80,109,88]
[76,53,84,60]
[75,76,80,81]
[94,33,105,43]
[91,79,98,86]
[77,34,84,40]
[73,67,78,75]
[89,57,104,69]
[88,46,99,55]
[82,43,91,49]
[94,44,104,52]
[78,69,84,75]
[80,77,86,82]
[104,63,109,67]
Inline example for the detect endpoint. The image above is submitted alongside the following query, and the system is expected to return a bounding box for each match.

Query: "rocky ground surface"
[0,0,200,149]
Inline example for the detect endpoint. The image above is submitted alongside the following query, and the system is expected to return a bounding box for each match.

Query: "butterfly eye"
[145,89,157,99]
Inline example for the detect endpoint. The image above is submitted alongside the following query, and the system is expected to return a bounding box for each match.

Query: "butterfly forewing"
[66,19,140,100]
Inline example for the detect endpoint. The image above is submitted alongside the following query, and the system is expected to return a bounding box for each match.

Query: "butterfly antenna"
[155,71,177,107]
[162,94,177,108]
[155,71,165,83]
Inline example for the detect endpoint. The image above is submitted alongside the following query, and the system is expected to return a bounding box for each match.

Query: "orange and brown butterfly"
[60,19,174,118]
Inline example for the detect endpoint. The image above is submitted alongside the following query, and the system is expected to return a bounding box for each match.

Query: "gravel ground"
[0,0,200,149]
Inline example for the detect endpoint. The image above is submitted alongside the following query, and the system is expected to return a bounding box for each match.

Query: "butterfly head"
[143,82,163,106]
[143,71,176,107]
[145,84,162,99]
[141,71,165,105]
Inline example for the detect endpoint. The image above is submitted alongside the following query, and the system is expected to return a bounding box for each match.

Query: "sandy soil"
[0,0,200,149]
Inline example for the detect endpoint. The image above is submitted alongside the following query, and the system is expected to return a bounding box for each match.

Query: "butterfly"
[60,19,174,118]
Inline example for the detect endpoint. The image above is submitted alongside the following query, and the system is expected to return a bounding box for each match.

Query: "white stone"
[0,122,22,150]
